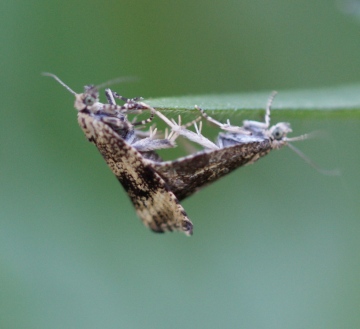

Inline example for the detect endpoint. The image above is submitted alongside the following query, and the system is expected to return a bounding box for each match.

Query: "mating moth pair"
[44,73,310,236]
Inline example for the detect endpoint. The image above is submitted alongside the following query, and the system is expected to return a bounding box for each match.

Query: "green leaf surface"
[147,84,360,118]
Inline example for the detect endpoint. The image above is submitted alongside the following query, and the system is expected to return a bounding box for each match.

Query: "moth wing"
[78,113,193,235]
[154,140,272,201]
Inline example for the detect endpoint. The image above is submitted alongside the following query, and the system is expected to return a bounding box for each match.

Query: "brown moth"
[43,73,193,235]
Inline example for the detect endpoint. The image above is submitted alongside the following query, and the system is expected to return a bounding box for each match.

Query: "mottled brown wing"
[77,112,193,235]
[153,140,272,201]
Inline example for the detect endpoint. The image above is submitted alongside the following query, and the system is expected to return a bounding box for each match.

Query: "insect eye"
[84,95,95,106]
[272,127,284,140]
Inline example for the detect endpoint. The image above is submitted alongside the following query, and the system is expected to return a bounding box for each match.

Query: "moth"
[43,73,194,235]
[149,92,309,200]
[44,73,317,236]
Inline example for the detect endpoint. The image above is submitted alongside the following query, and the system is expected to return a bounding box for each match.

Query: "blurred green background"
[1,0,360,328]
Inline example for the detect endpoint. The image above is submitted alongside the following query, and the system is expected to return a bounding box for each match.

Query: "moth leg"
[106,88,143,104]
[132,126,176,151]
[104,89,142,115]
[132,138,175,151]
[171,115,220,150]
[242,91,277,131]
[101,116,131,130]
[155,110,219,150]
[108,90,155,126]
[105,89,155,128]
[164,127,180,142]
[112,91,144,103]
[110,90,149,111]
[134,123,157,138]
[105,88,117,105]
[102,112,173,152]
[195,105,250,134]
[132,111,154,126]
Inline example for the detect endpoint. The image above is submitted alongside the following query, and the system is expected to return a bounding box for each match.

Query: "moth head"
[74,85,100,112]
[42,72,101,113]
[269,122,292,141]
[268,123,340,175]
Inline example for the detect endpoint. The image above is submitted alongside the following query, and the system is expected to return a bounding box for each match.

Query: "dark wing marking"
[153,140,272,201]
[77,112,193,235]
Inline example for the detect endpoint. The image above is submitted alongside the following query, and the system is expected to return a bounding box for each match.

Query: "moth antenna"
[42,72,77,95]
[95,76,138,90]
[286,133,310,142]
[265,91,278,127]
[287,143,341,176]
[285,131,320,142]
